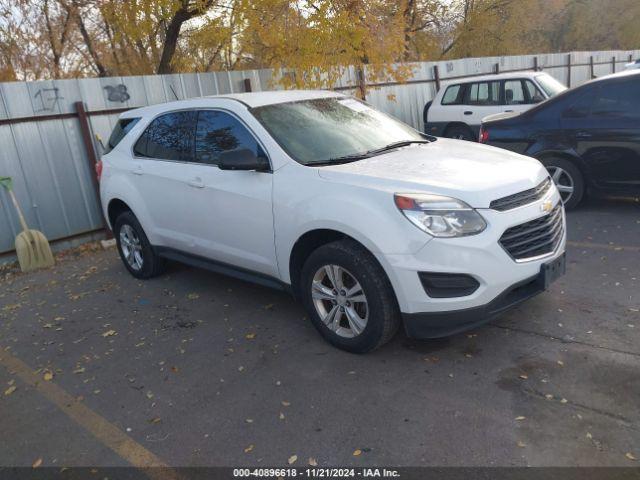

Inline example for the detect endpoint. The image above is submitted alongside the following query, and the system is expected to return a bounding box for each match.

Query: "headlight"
[394,193,487,237]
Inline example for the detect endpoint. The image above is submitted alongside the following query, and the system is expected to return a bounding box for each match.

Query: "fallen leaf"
[288,455,297,465]
[73,367,85,374]
[43,371,53,381]
[245,418,254,423]
[32,458,43,468]
[279,412,285,420]
[4,385,16,396]
[586,432,593,439]
[245,333,256,340]
[626,452,636,461]
[545,394,553,400]
[102,329,116,337]
[519,374,528,380]
[308,458,318,466]
[517,441,526,448]
[560,398,568,404]
[515,416,526,421]
[281,401,290,407]
[353,449,362,456]
[187,293,199,300]
[244,445,254,453]
[557,360,564,366]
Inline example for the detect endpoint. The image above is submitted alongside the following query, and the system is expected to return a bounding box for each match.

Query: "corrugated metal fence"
[1,49,639,254]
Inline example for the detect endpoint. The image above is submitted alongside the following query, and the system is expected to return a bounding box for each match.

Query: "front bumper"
[403,255,563,338]
[377,190,566,338]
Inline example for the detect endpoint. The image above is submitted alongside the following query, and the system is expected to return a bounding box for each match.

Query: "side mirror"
[218,148,270,172]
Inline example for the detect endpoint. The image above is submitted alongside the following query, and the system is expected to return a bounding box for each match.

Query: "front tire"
[300,239,400,353]
[114,211,165,279]
[541,157,584,209]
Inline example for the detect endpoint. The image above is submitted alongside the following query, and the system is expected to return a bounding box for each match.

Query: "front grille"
[499,205,564,261]
[490,178,552,211]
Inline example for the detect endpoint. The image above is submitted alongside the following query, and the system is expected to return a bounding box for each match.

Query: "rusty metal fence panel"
[1,49,639,254]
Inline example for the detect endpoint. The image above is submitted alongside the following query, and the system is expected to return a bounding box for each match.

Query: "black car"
[479,70,640,209]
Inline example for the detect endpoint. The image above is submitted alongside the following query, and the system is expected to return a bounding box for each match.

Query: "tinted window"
[504,80,526,105]
[106,118,140,153]
[524,80,545,103]
[195,110,263,165]
[441,85,464,105]
[134,111,197,161]
[591,81,640,118]
[467,81,500,105]
[562,88,596,118]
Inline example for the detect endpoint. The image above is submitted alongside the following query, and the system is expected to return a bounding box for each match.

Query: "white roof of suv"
[440,71,544,87]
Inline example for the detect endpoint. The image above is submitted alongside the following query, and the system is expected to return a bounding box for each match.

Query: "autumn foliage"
[1,0,638,85]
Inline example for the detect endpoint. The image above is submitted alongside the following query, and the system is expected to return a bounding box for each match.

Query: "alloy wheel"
[311,265,369,338]
[547,166,574,204]
[119,224,144,271]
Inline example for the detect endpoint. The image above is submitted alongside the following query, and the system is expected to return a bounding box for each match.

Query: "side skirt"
[154,246,292,294]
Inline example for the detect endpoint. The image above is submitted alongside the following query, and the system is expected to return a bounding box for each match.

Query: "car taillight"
[479,127,489,143]
[95,160,103,182]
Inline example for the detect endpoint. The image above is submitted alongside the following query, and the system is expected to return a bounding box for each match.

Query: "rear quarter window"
[105,118,140,154]
[441,85,464,105]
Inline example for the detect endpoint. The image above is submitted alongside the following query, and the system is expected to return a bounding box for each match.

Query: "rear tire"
[300,239,400,353]
[541,157,584,210]
[114,211,165,279]
[444,124,475,141]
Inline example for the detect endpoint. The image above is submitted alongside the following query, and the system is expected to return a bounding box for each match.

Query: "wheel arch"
[107,198,133,229]
[534,150,588,182]
[443,122,476,139]
[287,228,393,303]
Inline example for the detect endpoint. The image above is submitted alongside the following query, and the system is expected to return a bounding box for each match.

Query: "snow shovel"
[0,177,55,272]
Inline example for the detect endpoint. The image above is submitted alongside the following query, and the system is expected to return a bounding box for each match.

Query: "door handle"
[131,164,143,175]
[576,131,592,139]
[188,177,205,189]
[504,110,514,113]
[464,111,473,115]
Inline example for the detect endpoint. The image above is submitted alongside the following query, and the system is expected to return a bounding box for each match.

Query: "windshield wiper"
[365,140,432,156]
[305,152,371,166]
[306,139,432,167]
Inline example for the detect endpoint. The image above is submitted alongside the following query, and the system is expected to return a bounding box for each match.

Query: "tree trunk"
[157,8,192,74]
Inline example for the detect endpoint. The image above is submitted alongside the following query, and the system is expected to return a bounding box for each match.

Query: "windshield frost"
[251,97,426,165]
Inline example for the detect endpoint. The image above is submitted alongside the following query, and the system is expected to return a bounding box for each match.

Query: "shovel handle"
[7,189,30,232]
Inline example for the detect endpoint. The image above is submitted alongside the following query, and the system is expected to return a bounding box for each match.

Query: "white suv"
[424,72,566,141]
[99,90,566,353]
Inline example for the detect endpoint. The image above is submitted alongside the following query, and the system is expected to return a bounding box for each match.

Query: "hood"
[316,138,548,209]
[482,111,521,124]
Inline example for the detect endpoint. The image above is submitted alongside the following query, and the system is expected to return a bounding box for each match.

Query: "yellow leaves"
[43,370,53,381]
[32,458,43,468]
[281,400,290,407]
[288,455,297,464]
[244,444,254,453]
[626,452,637,461]
[517,441,527,448]
[352,449,362,456]
[308,458,318,466]
[4,385,16,396]
[102,329,116,337]
[245,333,256,340]
[519,374,528,380]
[515,416,526,421]
[187,293,199,300]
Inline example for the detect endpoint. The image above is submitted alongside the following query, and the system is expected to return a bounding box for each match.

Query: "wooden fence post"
[589,56,594,79]
[566,54,572,87]
[75,101,111,235]
[433,65,441,93]
[612,56,616,73]
[243,78,252,92]
[533,56,538,71]
[494,62,500,74]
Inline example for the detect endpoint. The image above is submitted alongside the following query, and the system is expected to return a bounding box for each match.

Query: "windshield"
[251,97,427,165]
[535,74,567,98]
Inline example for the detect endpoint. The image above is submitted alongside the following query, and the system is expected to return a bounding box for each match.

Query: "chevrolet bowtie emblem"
[541,200,553,213]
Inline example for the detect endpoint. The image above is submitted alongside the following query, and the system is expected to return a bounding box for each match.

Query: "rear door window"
[134,111,197,161]
[466,81,500,105]
[106,118,140,153]
[195,110,264,165]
